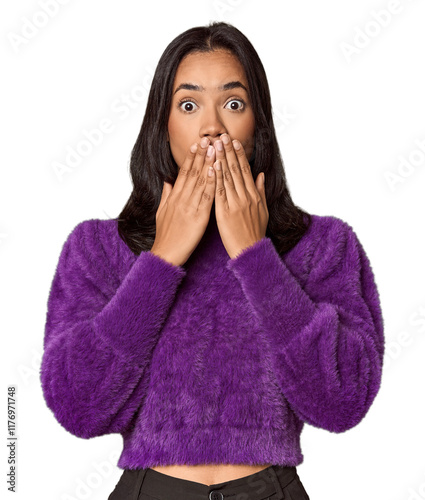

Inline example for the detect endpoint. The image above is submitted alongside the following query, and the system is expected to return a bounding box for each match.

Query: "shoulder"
[277,213,357,283]
[306,213,365,278]
[65,217,117,254]
[310,213,358,248]
[292,213,360,264]
[61,217,135,277]
[285,213,356,258]
[309,213,355,238]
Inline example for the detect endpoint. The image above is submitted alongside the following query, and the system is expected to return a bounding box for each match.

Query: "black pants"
[108,464,310,500]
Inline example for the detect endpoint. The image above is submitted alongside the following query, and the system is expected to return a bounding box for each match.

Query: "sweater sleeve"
[226,216,384,433]
[40,219,186,438]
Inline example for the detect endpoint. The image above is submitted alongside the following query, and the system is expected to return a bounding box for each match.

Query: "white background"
[1,0,425,499]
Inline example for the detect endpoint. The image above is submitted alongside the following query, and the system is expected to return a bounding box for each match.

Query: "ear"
[256,173,266,210]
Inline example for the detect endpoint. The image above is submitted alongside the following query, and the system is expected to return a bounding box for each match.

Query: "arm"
[226,216,384,433]
[40,219,186,438]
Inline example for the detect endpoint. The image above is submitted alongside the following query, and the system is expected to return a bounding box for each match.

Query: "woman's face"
[167,49,255,169]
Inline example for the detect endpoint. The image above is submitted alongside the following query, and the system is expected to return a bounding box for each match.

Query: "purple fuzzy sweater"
[40,214,384,470]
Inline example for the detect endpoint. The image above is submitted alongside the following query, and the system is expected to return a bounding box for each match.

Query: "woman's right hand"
[150,138,217,267]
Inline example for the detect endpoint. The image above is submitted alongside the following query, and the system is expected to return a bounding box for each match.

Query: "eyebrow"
[173,80,248,95]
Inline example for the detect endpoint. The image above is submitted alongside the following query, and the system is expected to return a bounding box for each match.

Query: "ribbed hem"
[116,425,304,470]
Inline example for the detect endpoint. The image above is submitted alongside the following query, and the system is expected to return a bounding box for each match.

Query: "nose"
[199,107,226,143]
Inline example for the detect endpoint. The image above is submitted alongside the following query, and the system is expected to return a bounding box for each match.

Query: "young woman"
[40,21,385,500]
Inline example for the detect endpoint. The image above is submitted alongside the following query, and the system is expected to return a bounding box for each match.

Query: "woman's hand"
[151,138,217,267]
[213,133,269,259]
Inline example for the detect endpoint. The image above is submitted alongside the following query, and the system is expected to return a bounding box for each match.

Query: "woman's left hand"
[213,133,269,260]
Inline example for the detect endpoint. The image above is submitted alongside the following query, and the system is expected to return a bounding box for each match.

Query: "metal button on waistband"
[209,490,224,500]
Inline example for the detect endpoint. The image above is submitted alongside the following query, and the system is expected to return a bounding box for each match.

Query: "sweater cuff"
[93,251,186,364]
[226,237,316,348]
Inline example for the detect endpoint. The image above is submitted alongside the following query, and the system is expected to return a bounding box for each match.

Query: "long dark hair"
[116,21,311,257]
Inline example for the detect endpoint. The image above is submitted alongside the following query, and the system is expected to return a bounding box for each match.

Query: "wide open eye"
[177,99,198,113]
[225,99,246,112]
[177,98,247,114]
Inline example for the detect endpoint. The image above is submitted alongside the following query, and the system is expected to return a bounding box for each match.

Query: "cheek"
[167,113,188,164]
[167,112,180,143]
[232,111,254,136]
[236,116,255,156]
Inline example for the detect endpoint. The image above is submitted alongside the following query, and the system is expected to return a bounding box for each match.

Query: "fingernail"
[215,160,222,170]
[201,137,209,148]
[221,134,230,144]
[208,166,214,177]
[207,145,215,157]
[233,140,241,150]
[190,143,198,153]
[215,140,223,152]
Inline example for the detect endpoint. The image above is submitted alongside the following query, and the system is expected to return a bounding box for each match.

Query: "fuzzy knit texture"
[40,213,385,470]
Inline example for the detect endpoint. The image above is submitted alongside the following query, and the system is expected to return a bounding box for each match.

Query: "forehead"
[172,50,247,90]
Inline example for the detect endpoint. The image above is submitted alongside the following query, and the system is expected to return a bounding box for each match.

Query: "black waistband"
[139,465,297,500]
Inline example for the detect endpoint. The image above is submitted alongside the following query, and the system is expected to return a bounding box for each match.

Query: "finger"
[156,181,171,220]
[232,139,257,197]
[190,143,217,209]
[213,138,226,169]
[185,140,215,200]
[256,173,269,224]
[255,173,266,206]
[215,134,236,194]
[261,176,269,218]
[198,157,217,211]
[172,139,210,196]
[213,159,228,209]
[221,133,244,196]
